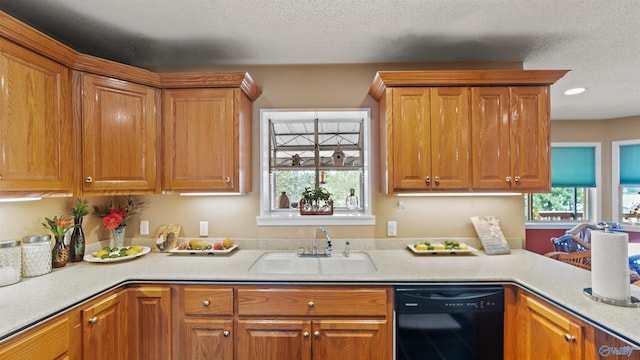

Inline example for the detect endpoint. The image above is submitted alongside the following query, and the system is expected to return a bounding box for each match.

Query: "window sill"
[525,222,581,230]
[256,213,376,226]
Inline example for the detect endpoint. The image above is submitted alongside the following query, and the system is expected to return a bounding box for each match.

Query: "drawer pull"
[203,300,210,307]
[88,316,98,324]
[564,333,576,343]
[223,330,230,337]
[308,301,314,308]
[303,331,310,338]
[314,331,320,338]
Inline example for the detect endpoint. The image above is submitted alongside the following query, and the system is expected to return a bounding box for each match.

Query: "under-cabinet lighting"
[180,192,245,196]
[396,193,522,197]
[564,87,586,95]
[0,197,42,203]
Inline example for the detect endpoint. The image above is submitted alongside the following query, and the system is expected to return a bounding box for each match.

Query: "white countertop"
[1,247,639,346]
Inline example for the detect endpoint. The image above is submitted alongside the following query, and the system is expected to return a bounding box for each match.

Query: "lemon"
[433,244,446,250]
[130,245,143,254]
[415,244,429,250]
[96,249,108,258]
[125,248,137,256]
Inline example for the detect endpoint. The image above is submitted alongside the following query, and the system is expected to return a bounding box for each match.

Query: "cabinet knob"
[434,176,440,184]
[505,176,512,183]
[303,331,310,338]
[308,301,315,308]
[203,300,210,307]
[88,316,98,324]
[314,331,320,338]
[425,176,431,184]
[564,333,576,343]
[514,176,520,183]
[223,330,230,337]
[85,176,93,183]
[225,176,231,183]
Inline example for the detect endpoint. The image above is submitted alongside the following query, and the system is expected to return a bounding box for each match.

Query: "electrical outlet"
[139,220,149,235]
[199,221,209,237]
[387,221,397,237]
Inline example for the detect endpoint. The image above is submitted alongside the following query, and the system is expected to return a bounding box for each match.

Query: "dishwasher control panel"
[395,285,504,313]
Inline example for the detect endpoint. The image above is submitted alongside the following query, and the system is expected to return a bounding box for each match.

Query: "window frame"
[612,139,640,225]
[526,142,601,228]
[256,108,375,226]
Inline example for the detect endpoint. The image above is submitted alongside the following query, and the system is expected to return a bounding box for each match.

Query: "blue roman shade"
[551,146,596,187]
[620,144,640,185]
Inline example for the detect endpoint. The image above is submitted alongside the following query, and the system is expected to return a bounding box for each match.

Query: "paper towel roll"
[591,230,630,301]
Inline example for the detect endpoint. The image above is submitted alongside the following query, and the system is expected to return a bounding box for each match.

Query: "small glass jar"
[0,239,21,286]
[22,234,52,277]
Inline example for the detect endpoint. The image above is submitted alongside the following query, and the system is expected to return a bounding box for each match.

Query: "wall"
[0,61,550,246]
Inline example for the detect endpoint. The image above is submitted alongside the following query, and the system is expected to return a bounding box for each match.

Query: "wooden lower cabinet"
[505,286,596,360]
[81,291,128,360]
[236,286,393,360]
[175,285,234,360]
[0,312,78,360]
[128,286,172,360]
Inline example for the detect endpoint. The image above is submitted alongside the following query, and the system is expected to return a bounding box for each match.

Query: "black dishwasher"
[395,285,504,360]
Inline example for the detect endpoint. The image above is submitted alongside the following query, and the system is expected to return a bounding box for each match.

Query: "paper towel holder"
[583,288,640,308]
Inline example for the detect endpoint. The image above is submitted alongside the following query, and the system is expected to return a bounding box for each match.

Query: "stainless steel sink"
[249,252,377,274]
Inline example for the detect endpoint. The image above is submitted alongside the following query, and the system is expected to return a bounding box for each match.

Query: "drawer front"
[183,287,233,316]
[0,315,70,360]
[237,287,389,316]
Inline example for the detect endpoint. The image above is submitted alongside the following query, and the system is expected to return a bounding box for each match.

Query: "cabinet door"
[82,292,127,360]
[162,88,238,191]
[430,87,470,190]
[470,87,511,189]
[237,319,311,360]
[390,88,431,191]
[509,86,551,192]
[0,38,72,193]
[313,319,390,360]
[0,313,74,360]
[80,73,159,194]
[128,286,171,360]
[183,318,233,360]
[519,293,585,360]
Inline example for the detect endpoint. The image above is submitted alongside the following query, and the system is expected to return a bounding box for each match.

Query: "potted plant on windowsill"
[300,187,333,215]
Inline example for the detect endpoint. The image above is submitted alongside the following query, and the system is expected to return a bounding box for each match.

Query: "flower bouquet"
[42,215,74,267]
[93,196,145,247]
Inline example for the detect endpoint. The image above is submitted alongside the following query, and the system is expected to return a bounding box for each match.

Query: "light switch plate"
[139,220,149,235]
[199,221,209,237]
[387,221,397,237]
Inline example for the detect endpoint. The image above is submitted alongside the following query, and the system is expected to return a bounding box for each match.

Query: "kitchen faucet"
[297,226,331,257]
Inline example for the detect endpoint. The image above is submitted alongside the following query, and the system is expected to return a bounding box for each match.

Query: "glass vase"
[70,217,85,262]
[112,226,126,248]
[51,235,68,268]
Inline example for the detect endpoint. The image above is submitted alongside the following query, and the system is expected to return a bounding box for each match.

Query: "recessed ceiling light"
[564,87,586,95]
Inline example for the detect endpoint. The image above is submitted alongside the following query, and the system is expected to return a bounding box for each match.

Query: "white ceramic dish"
[168,244,238,255]
[84,246,151,263]
[407,243,478,255]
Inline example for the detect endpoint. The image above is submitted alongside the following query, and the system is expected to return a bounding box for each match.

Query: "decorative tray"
[84,246,151,263]
[168,244,238,255]
[407,243,478,255]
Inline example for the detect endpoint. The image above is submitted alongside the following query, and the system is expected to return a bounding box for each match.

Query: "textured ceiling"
[0,0,638,120]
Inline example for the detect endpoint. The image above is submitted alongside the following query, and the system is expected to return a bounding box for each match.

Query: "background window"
[615,141,640,224]
[526,143,601,223]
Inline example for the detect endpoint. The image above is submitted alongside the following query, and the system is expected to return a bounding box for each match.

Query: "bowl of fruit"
[408,240,477,255]
[169,238,237,255]
[84,245,150,263]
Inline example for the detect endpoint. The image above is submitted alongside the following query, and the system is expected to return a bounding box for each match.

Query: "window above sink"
[257,109,374,226]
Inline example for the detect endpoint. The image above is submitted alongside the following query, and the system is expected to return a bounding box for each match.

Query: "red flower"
[102,213,124,229]
[109,209,126,218]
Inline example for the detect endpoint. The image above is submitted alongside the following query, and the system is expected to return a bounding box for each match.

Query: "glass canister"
[22,234,52,277]
[0,239,21,286]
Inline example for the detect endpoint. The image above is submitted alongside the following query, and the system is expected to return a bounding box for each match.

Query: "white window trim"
[612,139,640,226]
[526,141,601,228]
[256,108,375,226]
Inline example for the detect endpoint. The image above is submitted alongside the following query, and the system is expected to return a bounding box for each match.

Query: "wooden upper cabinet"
[162,87,252,193]
[385,87,469,193]
[470,86,551,191]
[370,70,567,194]
[76,72,160,195]
[0,38,72,194]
